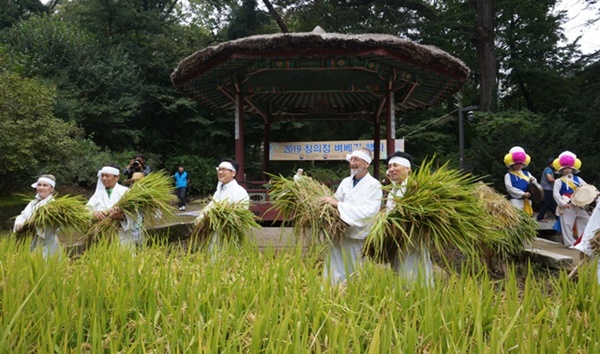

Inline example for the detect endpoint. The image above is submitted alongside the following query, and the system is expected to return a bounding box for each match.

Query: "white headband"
[346,150,372,164]
[217,161,236,172]
[388,156,411,168]
[98,166,120,177]
[31,176,56,189]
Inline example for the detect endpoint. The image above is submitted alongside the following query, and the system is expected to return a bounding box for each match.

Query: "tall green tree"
[0,68,111,194]
[6,16,144,149]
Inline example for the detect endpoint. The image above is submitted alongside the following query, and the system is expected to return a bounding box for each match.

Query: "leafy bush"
[163,154,219,197]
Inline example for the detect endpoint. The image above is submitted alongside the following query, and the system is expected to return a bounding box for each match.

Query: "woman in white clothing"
[385,152,434,286]
[13,175,61,257]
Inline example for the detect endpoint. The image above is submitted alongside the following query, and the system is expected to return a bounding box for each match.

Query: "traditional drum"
[571,184,599,207]
[527,181,544,204]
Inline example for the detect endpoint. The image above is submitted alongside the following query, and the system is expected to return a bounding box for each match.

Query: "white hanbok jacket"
[86,183,140,246]
[386,181,434,285]
[14,194,60,256]
[335,173,382,240]
[324,173,382,284]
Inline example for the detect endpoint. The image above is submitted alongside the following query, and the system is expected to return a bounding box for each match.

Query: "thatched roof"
[171,28,470,121]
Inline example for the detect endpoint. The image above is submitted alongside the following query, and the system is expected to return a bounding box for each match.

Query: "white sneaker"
[182,206,186,211]
[178,206,183,211]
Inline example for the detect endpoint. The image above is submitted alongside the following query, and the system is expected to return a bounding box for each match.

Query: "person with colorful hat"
[503,146,536,216]
[13,174,61,257]
[552,151,590,247]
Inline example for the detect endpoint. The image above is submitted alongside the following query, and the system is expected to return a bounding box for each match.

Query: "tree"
[0,69,111,194]
[6,16,144,149]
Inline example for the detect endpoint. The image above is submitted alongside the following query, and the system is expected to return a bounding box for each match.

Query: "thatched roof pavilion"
[171,27,469,181]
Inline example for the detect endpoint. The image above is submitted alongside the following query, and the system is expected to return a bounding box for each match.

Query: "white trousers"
[324,238,364,285]
[559,206,590,246]
[391,247,434,287]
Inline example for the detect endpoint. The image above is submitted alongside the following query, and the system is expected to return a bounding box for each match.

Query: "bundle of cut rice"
[363,158,506,266]
[14,194,90,240]
[590,229,600,255]
[267,174,347,245]
[474,183,537,260]
[190,199,261,246]
[87,171,177,245]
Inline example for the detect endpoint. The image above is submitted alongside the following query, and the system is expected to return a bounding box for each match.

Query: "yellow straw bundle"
[87,171,177,245]
[14,194,90,240]
[474,183,537,260]
[190,199,261,247]
[267,174,347,245]
[363,158,506,266]
[590,229,600,255]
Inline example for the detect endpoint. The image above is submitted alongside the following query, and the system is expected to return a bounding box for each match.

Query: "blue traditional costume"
[503,146,536,216]
[552,151,589,247]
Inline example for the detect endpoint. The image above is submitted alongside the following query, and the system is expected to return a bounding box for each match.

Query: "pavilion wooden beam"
[386,89,396,156]
[235,93,245,185]
[373,111,381,181]
[263,120,270,179]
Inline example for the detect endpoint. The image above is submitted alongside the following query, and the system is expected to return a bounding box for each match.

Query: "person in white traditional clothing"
[552,151,590,247]
[385,152,434,286]
[320,147,382,285]
[293,168,304,182]
[574,191,600,283]
[503,146,536,216]
[13,174,61,257]
[196,158,250,250]
[86,164,143,248]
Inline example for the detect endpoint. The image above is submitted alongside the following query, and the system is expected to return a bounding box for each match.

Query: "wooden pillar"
[386,90,396,156]
[235,93,245,185]
[373,112,381,180]
[263,120,270,180]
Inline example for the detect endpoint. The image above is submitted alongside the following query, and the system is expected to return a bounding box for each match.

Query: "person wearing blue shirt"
[537,158,557,222]
[174,165,190,211]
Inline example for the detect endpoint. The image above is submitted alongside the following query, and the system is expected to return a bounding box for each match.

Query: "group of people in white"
[19,145,600,285]
[13,148,433,286]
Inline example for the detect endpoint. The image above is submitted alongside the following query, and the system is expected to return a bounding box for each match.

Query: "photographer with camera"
[123,153,151,180]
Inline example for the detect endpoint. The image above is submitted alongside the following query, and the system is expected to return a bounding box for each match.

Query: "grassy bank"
[0,236,599,352]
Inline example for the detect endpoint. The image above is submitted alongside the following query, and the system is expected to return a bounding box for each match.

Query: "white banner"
[269,139,405,161]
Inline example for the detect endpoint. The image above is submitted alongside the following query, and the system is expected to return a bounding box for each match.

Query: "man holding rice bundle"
[320,147,382,285]
[385,152,434,285]
[196,158,250,249]
[13,174,60,257]
[87,164,143,248]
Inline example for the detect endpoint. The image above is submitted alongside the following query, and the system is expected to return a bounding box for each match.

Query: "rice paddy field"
[1,236,600,353]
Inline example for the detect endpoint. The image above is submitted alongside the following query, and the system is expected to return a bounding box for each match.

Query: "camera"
[132,160,141,168]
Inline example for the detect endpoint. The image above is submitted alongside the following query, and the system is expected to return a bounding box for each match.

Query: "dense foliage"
[0,0,598,195]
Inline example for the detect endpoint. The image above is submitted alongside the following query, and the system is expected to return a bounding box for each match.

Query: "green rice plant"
[190,199,261,247]
[86,171,177,245]
[363,158,506,268]
[267,173,347,245]
[474,183,538,260]
[13,194,90,240]
[1,234,600,352]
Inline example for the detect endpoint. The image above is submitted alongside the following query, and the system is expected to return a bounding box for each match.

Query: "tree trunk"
[471,0,496,111]
[262,0,288,33]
